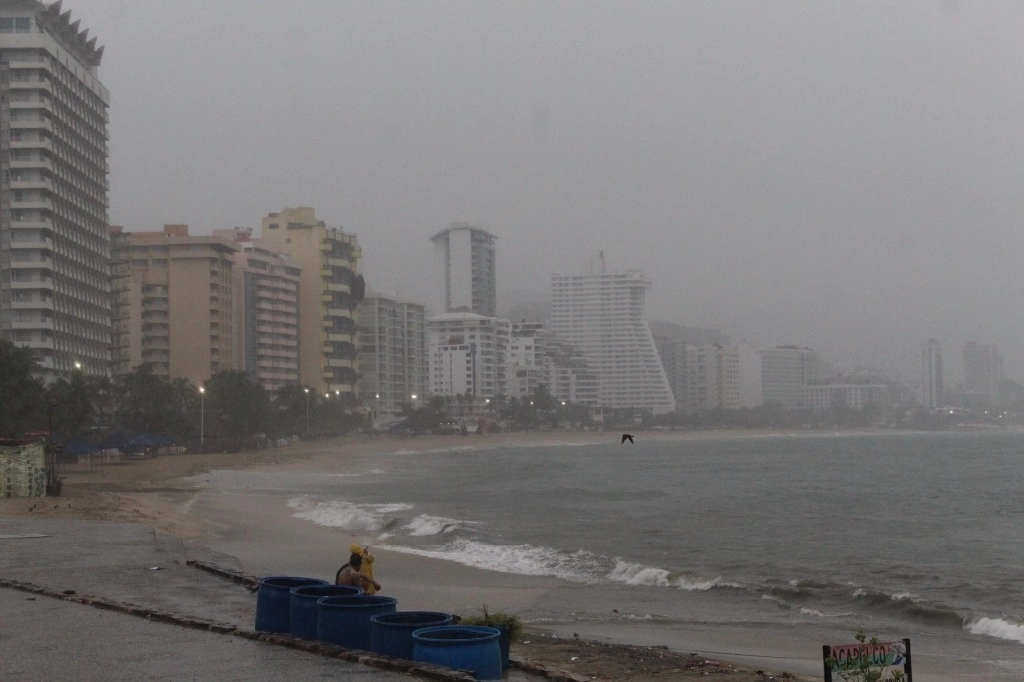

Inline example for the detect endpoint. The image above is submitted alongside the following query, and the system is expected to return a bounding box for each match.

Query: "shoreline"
[0,429,991,680]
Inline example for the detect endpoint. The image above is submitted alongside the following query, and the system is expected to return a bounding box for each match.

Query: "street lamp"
[561,401,567,428]
[304,387,310,432]
[198,386,206,447]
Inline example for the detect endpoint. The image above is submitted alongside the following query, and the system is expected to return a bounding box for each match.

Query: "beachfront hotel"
[215,228,302,393]
[260,207,363,400]
[430,222,497,317]
[759,345,820,410]
[920,338,943,409]
[0,0,111,379]
[109,225,238,387]
[549,255,675,414]
[356,292,427,415]
[427,312,509,400]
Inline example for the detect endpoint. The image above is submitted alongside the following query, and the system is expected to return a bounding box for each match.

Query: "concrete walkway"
[0,519,558,681]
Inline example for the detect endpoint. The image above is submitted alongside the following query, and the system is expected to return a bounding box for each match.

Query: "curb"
[0,577,474,681]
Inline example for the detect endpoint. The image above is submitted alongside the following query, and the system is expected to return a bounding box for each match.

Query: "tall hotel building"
[109,225,237,386]
[430,223,496,316]
[357,293,427,414]
[550,258,675,414]
[920,338,943,409]
[260,207,363,400]
[760,345,820,409]
[962,341,999,406]
[215,227,301,392]
[0,1,110,378]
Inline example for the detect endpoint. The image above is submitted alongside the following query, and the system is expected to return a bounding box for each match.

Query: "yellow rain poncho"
[350,543,377,594]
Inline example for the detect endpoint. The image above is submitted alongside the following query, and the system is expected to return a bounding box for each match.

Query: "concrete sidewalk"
[0,518,552,681]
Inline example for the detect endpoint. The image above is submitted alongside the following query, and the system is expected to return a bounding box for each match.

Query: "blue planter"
[289,584,363,639]
[369,611,453,660]
[411,625,502,681]
[254,576,327,633]
[317,594,397,650]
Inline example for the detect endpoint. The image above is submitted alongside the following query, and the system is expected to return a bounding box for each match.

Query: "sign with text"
[822,637,912,682]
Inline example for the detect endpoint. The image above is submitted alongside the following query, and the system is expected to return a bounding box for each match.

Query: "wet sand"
[0,430,959,680]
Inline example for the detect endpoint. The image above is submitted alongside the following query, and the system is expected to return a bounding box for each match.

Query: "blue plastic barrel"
[411,625,502,681]
[369,611,453,660]
[289,584,363,638]
[255,576,327,633]
[316,594,398,650]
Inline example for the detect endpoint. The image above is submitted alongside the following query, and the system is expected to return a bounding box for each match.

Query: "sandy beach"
[0,430,895,681]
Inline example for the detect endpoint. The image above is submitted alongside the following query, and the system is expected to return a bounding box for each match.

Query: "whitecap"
[607,562,672,586]
[966,617,1024,644]
[404,514,475,536]
[287,495,412,531]
[375,538,605,582]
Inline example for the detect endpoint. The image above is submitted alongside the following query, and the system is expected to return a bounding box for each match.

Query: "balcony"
[11,318,54,330]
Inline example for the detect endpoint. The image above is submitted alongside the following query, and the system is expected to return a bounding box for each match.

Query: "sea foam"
[967,617,1024,645]
[404,514,474,536]
[287,495,411,531]
[376,537,605,582]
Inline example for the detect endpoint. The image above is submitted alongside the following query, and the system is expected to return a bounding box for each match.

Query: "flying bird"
[621,434,634,444]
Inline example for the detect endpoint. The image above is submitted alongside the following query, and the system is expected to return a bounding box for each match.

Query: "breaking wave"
[287,495,411,532]
[404,514,475,536]
[966,617,1024,645]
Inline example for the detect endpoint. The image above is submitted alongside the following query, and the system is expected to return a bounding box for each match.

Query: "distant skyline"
[77,1,1024,381]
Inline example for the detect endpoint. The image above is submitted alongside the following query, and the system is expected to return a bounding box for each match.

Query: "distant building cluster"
[0,1,1009,423]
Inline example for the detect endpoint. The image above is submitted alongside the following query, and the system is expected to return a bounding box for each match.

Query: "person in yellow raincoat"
[350,544,377,594]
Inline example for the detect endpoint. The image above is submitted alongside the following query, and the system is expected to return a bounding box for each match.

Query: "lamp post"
[198,386,205,448]
[304,387,310,433]
[561,401,567,428]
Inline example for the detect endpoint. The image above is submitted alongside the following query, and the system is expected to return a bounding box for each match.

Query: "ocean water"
[199,431,1024,676]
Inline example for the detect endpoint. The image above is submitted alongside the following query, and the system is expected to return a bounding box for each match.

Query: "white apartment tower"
[550,259,675,414]
[430,223,496,317]
[427,312,509,399]
[357,293,427,415]
[921,338,943,409]
[0,1,111,378]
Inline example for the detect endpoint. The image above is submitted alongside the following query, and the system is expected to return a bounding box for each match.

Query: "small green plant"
[460,605,523,639]
[826,630,906,682]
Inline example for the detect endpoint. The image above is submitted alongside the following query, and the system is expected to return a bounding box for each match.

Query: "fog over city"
[83,1,1024,381]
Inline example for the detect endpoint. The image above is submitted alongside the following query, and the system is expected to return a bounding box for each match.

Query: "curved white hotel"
[550,264,675,414]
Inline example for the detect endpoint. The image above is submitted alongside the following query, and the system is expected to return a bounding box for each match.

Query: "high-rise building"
[356,292,427,415]
[654,335,687,407]
[0,1,110,378]
[760,346,819,409]
[684,342,763,413]
[920,338,943,409]
[215,228,301,393]
[260,207,363,400]
[430,223,496,317]
[962,341,1000,406]
[545,334,600,406]
[549,258,675,414]
[507,322,547,399]
[427,312,509,399]
[109,225,237,385]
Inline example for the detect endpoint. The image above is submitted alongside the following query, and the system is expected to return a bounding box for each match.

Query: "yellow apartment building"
[259,207,363,400]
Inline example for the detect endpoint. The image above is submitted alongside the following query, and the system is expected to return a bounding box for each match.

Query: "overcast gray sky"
[80,1,1024,382]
